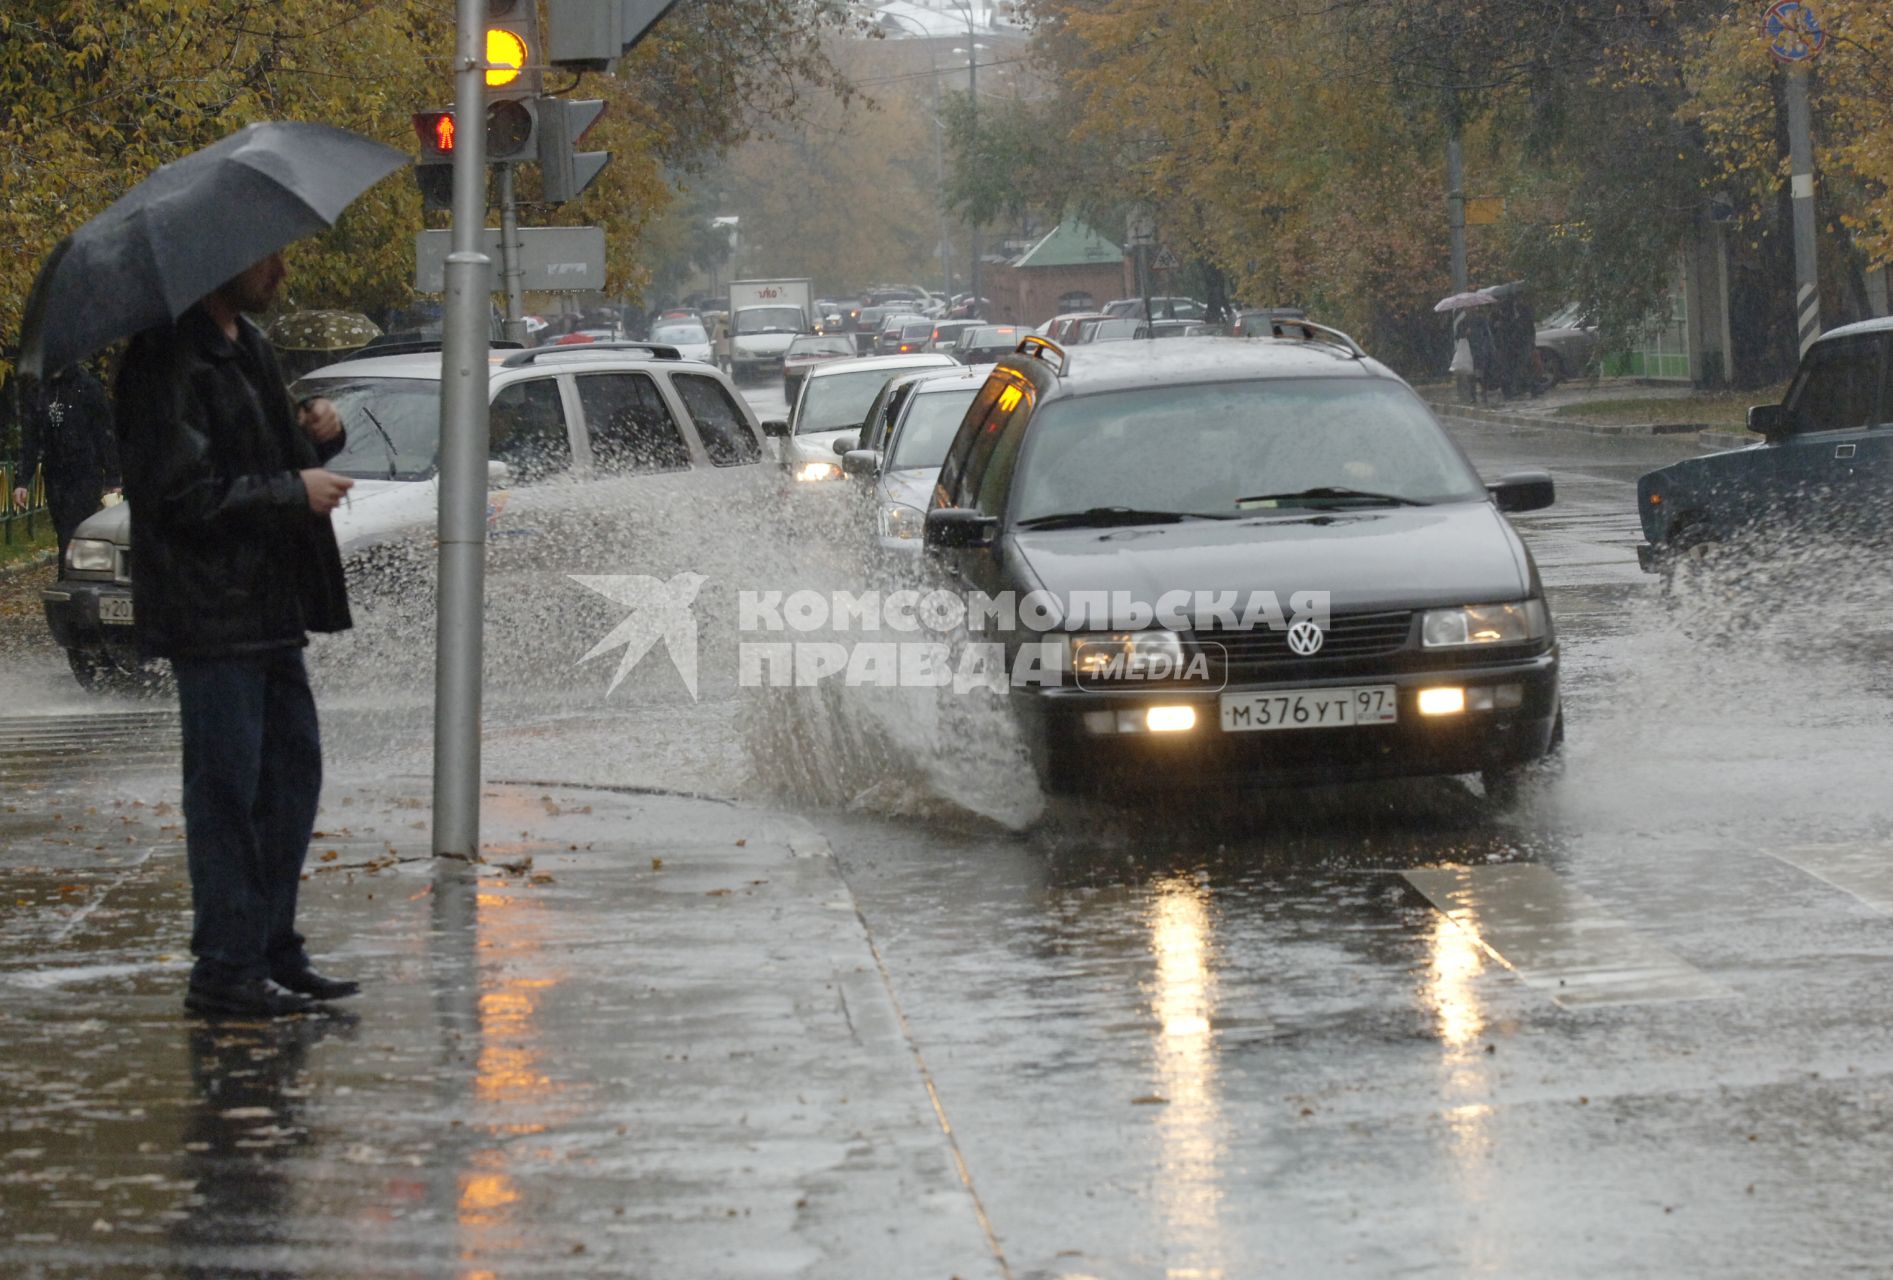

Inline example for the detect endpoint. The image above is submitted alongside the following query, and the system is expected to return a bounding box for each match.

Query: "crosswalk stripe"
[1405,864,1727,1008]
[1770,843,1893,916]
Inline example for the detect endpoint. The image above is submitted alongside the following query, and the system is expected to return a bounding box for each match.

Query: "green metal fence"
[2,460,47,548]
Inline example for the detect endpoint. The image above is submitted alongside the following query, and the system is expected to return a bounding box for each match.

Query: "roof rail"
[1269,319,1366,360]
[1014,334,1069,375]
[500,341,683,367]
[350,338,525,360]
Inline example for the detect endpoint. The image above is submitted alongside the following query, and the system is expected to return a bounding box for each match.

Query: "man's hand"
[300,468,354,515]
[298,397,343,446]
[10,487,26,511]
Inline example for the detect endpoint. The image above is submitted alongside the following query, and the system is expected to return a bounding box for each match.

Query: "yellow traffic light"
[485,27,529,88]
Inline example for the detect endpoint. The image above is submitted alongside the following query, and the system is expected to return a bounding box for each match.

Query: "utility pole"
[1766,0,1828,355]
[435,0,494,859]
[1446,115,1471,403]
[498,165,528,345]
[959,1,980,311]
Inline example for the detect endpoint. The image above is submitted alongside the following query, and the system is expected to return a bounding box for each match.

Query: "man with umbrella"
[19,123,405,1018]
[11,359,119,561]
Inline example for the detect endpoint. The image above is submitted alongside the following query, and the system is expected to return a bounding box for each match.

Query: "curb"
[0,547,55,583]
[1423,398,1706,437]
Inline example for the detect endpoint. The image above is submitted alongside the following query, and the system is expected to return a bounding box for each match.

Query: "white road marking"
[1771,843,1893,916]
[1405,864,1727,1008]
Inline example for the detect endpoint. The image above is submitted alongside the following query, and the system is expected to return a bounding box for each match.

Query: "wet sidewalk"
[0,776,1003,1279]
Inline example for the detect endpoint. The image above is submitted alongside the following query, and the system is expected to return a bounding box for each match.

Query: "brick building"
[981,221,1131,327]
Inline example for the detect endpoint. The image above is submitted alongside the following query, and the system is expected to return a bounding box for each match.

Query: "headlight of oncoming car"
[880,503,925,540]
[1068,630,1185,679]
[796,461,842,483]
[1420,600,1549,648]
[66,538,115,573]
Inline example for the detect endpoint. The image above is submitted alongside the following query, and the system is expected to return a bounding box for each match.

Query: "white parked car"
[647,318,717,366]
[44,342,769,687]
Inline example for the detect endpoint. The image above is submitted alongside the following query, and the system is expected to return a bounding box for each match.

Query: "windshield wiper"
[1016,506,1232,530]
[359,406,400,480]
[1234,486,1428,508]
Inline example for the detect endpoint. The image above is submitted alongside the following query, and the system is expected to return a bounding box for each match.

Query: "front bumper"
[1636,542,1661,573]
[1019,650,1560,792]
[43,578,138,659]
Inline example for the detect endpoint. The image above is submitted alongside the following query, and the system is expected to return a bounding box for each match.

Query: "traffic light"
[484,0,543,98]
[412,110,456,210]
[547,0,682,73]
[537,98,609,204]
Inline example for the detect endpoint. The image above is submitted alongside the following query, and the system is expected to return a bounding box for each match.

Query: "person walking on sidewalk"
[115,250,361,1018]
[11,362,119,561]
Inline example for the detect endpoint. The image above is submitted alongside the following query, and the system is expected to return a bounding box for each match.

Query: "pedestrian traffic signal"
[485,0,542,99]
[414,110,457,161]
[413,104,537,167]
[537,98,610,204]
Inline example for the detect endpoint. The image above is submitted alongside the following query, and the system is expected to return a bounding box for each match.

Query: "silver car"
[764,352,956,484]
[847,365,996,551]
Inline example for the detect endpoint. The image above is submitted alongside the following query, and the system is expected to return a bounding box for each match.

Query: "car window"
[735,307,803,335]
[974,396,1032,518]
[789,336,854,358]
[671,373,762,467]
[575,372,692,473]
[797,368,912,434]
[1785,333,1886,434]
[489,377,573,483]
[1010,378,1486,521]
[938,378,1006,502]
[955,376,1033,508]
[889,387,983,471]
[295,376,444,481]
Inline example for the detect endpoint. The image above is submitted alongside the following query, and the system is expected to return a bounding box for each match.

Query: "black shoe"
[271,967,361,1001]
[185,977,317,1018]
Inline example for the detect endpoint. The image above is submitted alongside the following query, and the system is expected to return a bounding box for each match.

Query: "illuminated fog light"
[795,461,841,482]
[1146,705,1197,733]
[1418,687,1466,716]
[1083,710,1117,735]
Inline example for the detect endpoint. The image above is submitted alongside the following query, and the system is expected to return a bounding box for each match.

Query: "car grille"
[1198,610,1414,675]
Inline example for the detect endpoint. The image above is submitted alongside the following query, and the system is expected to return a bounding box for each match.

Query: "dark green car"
[1637,320,1893,569]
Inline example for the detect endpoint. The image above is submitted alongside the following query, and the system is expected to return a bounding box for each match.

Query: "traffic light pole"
[497,164,529,345]
[434,0,493,860]
[1786,65,1821,355]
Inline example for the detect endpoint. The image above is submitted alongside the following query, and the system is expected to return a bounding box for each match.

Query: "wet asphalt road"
[5,406,1893,1276]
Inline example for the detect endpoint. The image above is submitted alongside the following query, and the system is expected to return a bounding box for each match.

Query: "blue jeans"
[173,649,322,985]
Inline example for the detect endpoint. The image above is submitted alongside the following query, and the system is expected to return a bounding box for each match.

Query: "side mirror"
[832,434,859,456]
[924,507,999,550]
[487,460,511,486]
[842,449,881,479]
[760,418,790,438]
[1748,403,1788,442]
[1488,469,1555,513]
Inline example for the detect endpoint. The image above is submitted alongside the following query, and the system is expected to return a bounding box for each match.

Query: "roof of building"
[1010,220,1123,271]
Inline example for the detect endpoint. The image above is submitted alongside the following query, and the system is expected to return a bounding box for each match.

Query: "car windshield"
[796,368,911,434]
[789,336,854,358]
[652,322,708,343]
[889,387,982,470]
[900,322,933,340]
[1541,302,1587,329]
[293,376,443,480]
[966,328,1019,347]
[735,306,802,335]
[1012,378,1487,522]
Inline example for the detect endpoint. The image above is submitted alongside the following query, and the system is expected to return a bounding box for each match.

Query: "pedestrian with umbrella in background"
[11,359,119,562]
[17,121,406,1019]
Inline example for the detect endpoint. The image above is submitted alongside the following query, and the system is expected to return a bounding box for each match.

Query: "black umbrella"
[16,121,406,380]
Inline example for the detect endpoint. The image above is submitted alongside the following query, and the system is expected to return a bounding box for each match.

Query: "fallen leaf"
[650,858,664,871]
[319,850,339,863]
[706,888,731,897]
[1131,1094,1168,1106]
[530,874,555,885]
[735,838,748,847]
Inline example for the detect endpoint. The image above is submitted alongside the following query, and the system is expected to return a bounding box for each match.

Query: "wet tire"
[66,647,107,691]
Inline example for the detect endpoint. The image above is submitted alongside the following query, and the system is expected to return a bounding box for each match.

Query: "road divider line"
[1771,843,1893,917]
[1404,864,1727,1008]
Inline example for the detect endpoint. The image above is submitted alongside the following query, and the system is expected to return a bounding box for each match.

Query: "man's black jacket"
[17,365,118,489]
[116,307,352,660]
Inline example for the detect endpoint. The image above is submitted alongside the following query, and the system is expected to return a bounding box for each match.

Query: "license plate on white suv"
[1220,685,1397,732]
[99,597,134,626]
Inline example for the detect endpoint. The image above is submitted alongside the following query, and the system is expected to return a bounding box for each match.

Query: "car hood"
[1010,501,1533,617]
[73,501,130,545]
[733,333,796,355]
[328,478,441,554]
[878,466,939,510]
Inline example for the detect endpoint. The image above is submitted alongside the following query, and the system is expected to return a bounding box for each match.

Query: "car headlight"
[1420,600,1549,648]
[66,538,115,573]
[881,503,925,540]
[795,461,842,482]
[1068,630,1184,678]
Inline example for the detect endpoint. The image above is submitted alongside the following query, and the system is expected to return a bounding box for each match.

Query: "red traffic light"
[413,111,456,158]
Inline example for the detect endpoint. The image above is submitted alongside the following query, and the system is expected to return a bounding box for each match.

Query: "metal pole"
[1138,242,1153,326]
[962,2,980,312]
[1786,66,1821,355]
[434,0,492,860]
[498,165,528,346]
[1447,123,1471,403]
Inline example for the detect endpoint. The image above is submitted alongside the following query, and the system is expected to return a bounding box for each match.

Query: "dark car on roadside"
[954,325,1028,365]
[1635,317,1893,572]
[1229,306,1309,338]
[921,330,1562,799]
[876,314,931,356]
[782,334,857,404]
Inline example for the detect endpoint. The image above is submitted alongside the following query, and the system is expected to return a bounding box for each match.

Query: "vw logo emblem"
[1286,620,1325,656]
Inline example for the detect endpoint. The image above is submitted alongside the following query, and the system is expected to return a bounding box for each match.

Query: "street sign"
[1764,0,1826,62]
[1465,196,1505,226]
[415,227,607,293]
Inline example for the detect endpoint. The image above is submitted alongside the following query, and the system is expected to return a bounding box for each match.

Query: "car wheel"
[1534,348,1565,393]
[66,647,107,691]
